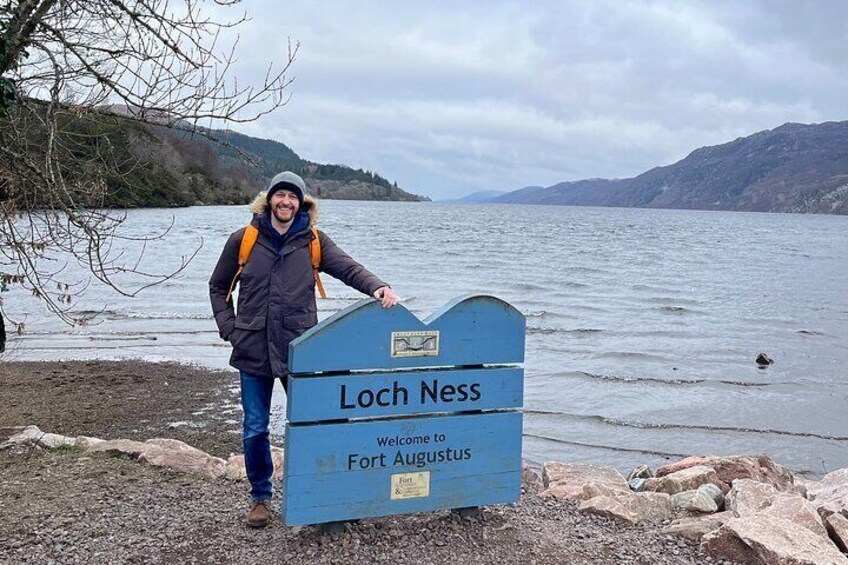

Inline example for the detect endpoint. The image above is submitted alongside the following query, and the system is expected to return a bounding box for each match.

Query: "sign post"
[282,294,525,526]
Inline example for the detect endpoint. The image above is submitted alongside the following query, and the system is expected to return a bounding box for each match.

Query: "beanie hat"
[266,171,306,205]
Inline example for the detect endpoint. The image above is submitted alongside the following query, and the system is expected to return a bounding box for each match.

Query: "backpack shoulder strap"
[226,224,259,304]
[310,227,327,299]
[239,225,260,267]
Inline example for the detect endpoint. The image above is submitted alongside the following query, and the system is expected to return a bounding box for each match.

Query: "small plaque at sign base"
[391,471,431,500]
[391,331,439,358]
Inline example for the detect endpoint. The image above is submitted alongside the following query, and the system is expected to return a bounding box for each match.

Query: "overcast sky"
[220,0,848,200]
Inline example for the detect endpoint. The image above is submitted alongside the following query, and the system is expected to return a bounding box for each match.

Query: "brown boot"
[246,500,272,528]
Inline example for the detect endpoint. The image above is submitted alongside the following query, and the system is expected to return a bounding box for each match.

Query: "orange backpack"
[225,224,327,303]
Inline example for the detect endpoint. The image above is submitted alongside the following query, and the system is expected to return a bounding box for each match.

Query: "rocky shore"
[1,361,846,564]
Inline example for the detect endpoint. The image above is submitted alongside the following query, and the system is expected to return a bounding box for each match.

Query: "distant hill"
[490,186,546,203]
[440,190,508,203]
[152,127,426,203]
[493,122,848,214]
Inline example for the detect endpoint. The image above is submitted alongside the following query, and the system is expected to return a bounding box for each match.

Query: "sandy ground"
[0,360,731,564]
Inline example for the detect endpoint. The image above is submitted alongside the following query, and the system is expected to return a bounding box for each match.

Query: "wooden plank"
[288,294,526,374]
[282,412,522,525]
[283,471,520,526]
[286,367,524,423]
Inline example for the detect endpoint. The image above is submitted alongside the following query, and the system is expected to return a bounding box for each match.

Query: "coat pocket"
[231,314,266,350]
[282,313,318,330]
[234,314,266,331]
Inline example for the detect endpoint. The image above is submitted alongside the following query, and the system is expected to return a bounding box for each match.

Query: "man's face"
[269,189,300,224]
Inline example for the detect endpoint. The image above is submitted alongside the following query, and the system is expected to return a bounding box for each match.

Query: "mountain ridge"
[154,126,426,203]
[491,121,848,214]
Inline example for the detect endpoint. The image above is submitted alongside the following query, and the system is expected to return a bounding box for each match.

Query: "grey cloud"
[226,0,848,199]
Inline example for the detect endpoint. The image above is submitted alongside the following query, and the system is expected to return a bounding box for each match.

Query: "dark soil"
[0,360,244,458]
[0,361,729,564]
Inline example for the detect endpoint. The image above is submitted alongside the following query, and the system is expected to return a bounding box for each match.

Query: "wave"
[19,329,218,337]
[511,281,554,292]
[527,326,603,335]
[69,308,212,321]
[571,371,781,388]
[631,284,683,294]
[122,311,211,320]
[72,309,117,317]
[88,335,158,341]
[527,326,558,335]
[656,305,704,315]
[23,343,210,351]
[523,432,688,459]
[559,266,608,275]
[523,410,848,442]
[590,351,668,361]
[642,297,703,306]
[555,281,590,289]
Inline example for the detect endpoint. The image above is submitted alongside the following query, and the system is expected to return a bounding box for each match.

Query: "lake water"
[4,201,847,475]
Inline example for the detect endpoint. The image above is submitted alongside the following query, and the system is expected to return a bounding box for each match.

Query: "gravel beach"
[0,361,728,564]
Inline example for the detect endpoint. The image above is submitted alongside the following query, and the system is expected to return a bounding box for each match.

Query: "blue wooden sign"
[283,413,522,525]
[283,294,525,526]
[288,294,525,373]
[287,367,523,423]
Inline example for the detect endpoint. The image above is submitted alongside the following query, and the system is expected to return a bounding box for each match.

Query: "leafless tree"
[0,0,297,345]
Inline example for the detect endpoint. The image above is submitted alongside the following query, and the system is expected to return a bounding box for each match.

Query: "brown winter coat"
[209,194,387,378]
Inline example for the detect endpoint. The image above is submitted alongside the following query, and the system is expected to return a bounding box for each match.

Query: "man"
[209,171,397,528]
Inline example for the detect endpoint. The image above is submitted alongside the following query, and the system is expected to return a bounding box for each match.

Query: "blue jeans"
[240,371,287,501]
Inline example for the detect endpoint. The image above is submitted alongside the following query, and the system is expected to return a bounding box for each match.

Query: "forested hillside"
[493,121,848,214]
[8,109,425,208]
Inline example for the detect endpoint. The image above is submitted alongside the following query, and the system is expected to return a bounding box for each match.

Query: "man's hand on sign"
[373,286,399,308]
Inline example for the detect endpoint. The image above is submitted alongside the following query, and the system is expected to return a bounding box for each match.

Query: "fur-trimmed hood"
[250,192,319,227]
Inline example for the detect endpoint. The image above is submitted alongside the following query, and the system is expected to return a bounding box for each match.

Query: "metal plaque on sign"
[391,331,439,358]
[391,471,431,500]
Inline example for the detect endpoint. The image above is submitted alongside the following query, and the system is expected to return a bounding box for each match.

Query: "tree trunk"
[0,312,6,353]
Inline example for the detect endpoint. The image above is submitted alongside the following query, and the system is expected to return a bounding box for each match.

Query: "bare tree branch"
[0,0,296,330]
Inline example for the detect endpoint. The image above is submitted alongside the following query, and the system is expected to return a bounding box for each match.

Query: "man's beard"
[273,205,296,223]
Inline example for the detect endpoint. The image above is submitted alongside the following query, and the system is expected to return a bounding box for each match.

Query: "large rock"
[225,454,247,480]
[628,478,647,492]
[699,483,726,509]
[579,483,673,524]
[793,475,818,497]
[521,460,542,489]
[657,454,793,490]
[649,465,726,495]
[807,468,848,519]
[6,425,44,445]
[579,495,641,524]
[627,464,654,481]
[74,436,106,450]
[672,489,719,513]
[727,478,778,516]
[826,513,848,553]
[4,425,75,449]
[662,511,734,542]
[702,515,848,565]
[225,447,284,481]
[37,432,76,449]
[271,445,285,480]
[88,438,228,480]
[539,462,628,500]
[579,495,639,524]
[610,491,674,524]
[88,438,157,458]
[765,492,829,539]
[141,438,227,479]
